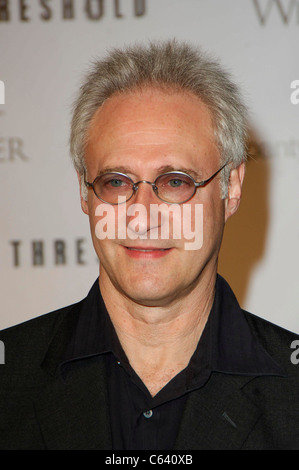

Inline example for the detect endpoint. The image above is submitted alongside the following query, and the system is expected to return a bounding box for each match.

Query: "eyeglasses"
[84,162,228,205]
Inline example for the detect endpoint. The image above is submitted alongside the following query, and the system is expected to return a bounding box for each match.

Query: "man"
[0,39,299,450]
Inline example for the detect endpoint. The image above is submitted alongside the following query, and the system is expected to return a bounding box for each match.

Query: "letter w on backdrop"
[252,0,299,24]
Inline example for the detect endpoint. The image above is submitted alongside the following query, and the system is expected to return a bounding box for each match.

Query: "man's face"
[81,88,241,307]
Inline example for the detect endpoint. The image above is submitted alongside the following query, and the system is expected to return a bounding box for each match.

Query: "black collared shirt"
[60,275,283,450]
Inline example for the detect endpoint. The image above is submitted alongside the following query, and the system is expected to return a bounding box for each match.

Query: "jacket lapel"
[32,277,284,450]
[33,300,112,450]
[175,373,262,450]
[34,356,112,450]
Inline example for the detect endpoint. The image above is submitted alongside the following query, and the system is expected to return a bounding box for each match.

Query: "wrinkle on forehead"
[85,88,220,173]
[88,88,215,138]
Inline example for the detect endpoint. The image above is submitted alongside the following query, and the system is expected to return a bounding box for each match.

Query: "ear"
[76,171,89,215]
[224,162,245,222]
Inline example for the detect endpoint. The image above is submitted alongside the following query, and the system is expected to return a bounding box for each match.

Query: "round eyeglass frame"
[83,162,229,205]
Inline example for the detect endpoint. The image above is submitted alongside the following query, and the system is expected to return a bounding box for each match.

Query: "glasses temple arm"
[195,162,229,188]
[82,169,93,187]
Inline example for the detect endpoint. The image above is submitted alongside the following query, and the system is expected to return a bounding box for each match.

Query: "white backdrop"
[0,0,298,332]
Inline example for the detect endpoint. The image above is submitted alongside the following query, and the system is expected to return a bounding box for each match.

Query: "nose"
[132,180,158,205]
[127,181,160,238]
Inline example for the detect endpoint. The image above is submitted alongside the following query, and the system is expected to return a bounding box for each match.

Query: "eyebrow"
[97,165,202,181]
[155,165,202,180]
[97,166,132,177]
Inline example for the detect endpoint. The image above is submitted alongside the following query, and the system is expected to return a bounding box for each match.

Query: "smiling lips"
[124,246,173,258]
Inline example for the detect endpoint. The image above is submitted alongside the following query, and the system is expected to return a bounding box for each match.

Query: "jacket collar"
[210,275,285,377]
[37,275,286,450]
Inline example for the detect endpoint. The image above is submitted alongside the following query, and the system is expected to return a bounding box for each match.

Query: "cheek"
[202,197,226,247]
[87,200,97,239]
[177,204,204,251]
[87,200,112,257]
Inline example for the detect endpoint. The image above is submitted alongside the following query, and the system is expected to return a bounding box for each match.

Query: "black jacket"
[0,276,299,450]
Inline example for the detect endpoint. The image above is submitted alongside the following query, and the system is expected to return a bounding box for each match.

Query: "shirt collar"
[59,275,285,380]
[59,280,127,378]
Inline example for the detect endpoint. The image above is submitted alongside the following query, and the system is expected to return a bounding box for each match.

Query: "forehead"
[85,87,219,171]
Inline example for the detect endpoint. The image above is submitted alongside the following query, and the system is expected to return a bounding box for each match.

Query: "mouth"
[126,247,171,251]
[123,246,173,258]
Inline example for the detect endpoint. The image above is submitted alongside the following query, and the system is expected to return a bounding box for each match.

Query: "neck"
[99,268,216,396]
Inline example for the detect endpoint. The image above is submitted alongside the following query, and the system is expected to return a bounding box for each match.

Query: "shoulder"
[240,311,299,447]
[244,309,299,376]
[0,300,83,382]
[0,300,81,343]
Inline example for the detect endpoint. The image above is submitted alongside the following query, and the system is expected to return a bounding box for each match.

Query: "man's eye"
[168,179,185,187]
[109,179,124,187]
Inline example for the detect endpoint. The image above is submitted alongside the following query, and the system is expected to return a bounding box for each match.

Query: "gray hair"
[70,39,248,200]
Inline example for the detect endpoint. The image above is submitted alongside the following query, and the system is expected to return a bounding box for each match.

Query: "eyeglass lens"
[94,172,196,204]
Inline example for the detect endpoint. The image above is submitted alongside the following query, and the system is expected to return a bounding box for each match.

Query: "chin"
[120,280,176,307]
